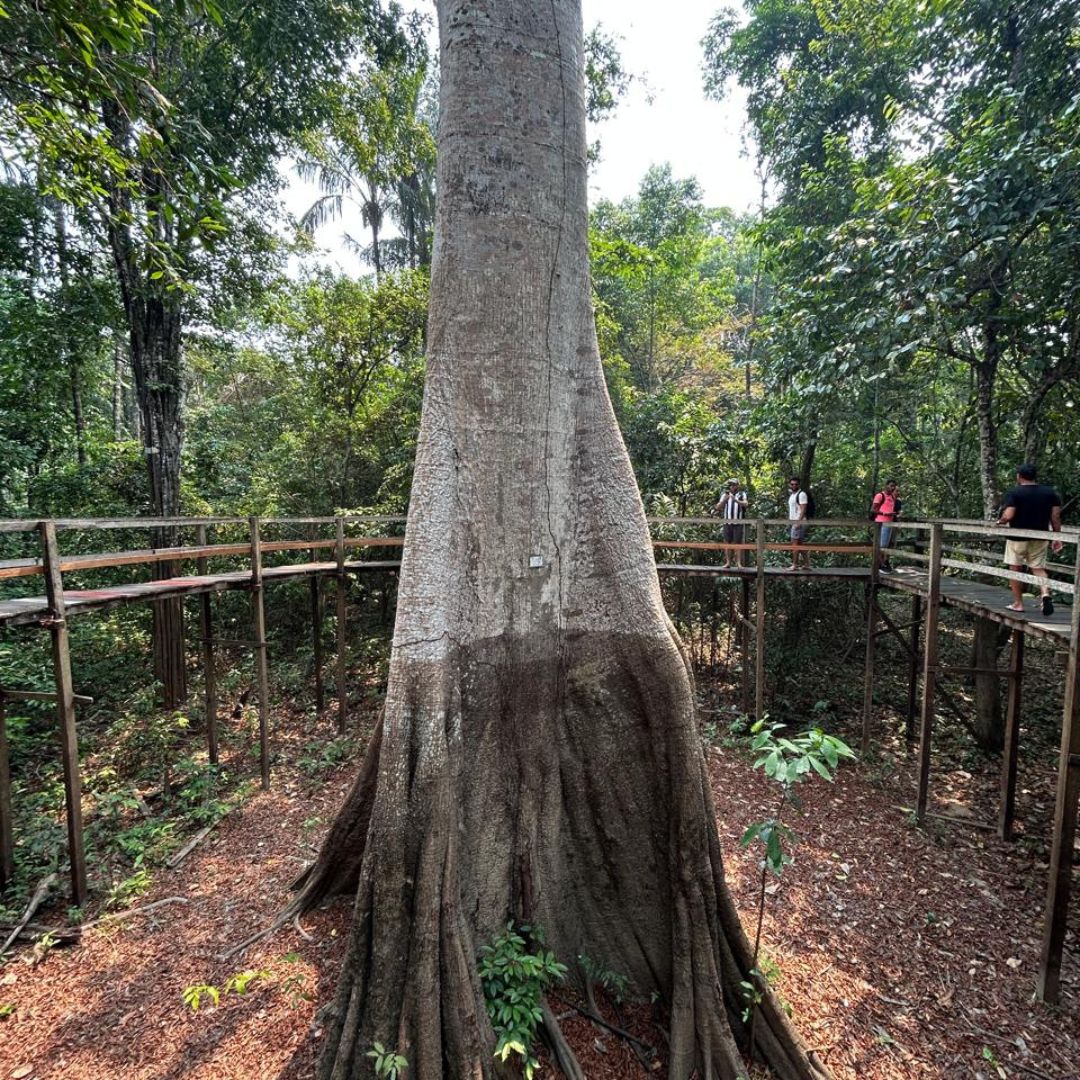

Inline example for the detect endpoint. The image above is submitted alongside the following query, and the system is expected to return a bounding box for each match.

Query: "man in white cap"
[714,478,749,568]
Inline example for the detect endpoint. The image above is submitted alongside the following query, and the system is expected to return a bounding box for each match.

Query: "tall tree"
[298,13,435,276]
[94,0,377,700]
[289,2,826,1078]
[703,0,1080,515]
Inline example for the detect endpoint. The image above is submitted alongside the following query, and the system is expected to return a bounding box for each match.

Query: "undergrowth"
[0,589,393,925]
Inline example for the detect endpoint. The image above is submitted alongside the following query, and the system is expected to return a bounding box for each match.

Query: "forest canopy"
[0,0,1077,523]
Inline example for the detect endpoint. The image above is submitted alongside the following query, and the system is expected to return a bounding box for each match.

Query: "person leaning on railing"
[996,462,1063,617]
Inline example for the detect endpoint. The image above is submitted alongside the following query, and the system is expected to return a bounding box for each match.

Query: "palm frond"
[300,194,346,233]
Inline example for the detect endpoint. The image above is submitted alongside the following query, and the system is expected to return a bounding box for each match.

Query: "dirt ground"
[0,712,1077,1080]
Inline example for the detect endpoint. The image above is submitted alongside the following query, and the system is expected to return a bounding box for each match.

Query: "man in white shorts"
[997,463,1063,616]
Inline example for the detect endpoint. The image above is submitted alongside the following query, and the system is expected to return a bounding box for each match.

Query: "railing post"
[309,525,325,714]
[916,522,943,823]
[335,515,348,734]
[196,524,218,765]
[905,593,922,742]
[862,521,881,753]
[755,518,766,723]
[0,693,13,889]
[1037,540,1080,1002]
[249,516,270,790]
[740,578,751,715]
[39,520,87,906]
[998,630,1024,841]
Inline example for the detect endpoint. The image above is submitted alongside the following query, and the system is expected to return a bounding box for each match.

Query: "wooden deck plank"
[881,567,1072,646]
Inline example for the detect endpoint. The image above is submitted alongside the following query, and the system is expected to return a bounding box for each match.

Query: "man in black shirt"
[997,463,1063,616]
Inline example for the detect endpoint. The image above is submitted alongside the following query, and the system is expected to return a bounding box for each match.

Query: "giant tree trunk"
[294,4,827,1080]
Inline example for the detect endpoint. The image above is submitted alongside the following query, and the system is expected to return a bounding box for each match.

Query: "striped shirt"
[719,491,747,520]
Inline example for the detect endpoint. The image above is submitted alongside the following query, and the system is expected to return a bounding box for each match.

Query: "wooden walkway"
[0,560,400,628]
[0,513,1077,1005]
[883,565,1072,645]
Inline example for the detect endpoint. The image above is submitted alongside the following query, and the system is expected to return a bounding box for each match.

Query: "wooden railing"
[1,511,1078,1003]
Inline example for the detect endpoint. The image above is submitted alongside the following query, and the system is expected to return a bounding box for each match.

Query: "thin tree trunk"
[799,435,817,492]
[974,357,998,518]
[51,199,86,466]
[294,4,828,1080]
[112,334,125,441]
[971,617,1006,753]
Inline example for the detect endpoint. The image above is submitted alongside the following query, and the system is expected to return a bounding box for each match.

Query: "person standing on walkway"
[714,478,748,568]
[786,476,811,570]
[870,479,901,572]
[997,463,1063,616]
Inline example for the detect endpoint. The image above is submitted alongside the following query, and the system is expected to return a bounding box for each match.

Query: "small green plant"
[739,719,854,1060]
[366,1042,408,1079]
[224,969,269,995]
[105,864,152,910]
[182,983,221,1011]
[177,760,228,827]
[298,736,356,778]
[478,923,567,1078]
[182,969,269,1011]
[578,954,628,1005]
[281,972,313,1008]
[0,1003,15,1020]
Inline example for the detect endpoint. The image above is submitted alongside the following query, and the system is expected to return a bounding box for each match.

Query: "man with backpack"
[870,479,902,572]
[786,476,812,570]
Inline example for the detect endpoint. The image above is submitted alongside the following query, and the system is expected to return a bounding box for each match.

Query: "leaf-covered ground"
[0,699,1076,1080]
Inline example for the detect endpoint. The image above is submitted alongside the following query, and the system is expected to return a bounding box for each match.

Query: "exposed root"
[218,913,288,962]
[1,872,57,955]
[541,1000,586,1080]
[550,994,655,1054]
[288,715,383,915]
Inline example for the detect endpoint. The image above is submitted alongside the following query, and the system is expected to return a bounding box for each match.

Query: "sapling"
[740,719,855,1060]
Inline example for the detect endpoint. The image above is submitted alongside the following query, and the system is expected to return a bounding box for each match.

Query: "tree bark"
[104,102,187,706]
[974,356,998,519]
[295,4,828,1080]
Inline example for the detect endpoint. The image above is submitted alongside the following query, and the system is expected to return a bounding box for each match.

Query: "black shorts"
[723,522,746,544]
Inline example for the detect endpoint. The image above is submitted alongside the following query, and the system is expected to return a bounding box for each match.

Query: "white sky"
[582,0,757,211]
[284,0,757,271]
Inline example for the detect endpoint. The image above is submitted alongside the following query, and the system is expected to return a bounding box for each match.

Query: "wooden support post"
[998,630,1024,841]
[40,521,87,906]
[0,696,13,889]
[755,519,766,723]
[310,527,325,714]
[335,516,348,734]
[906,593,922,742]
[862,523,881,753]
[740,578,751,715]
[196,525,218,765]
[916,524,943,823]
[249,517,270,790]
[1037,542,1080,1003]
